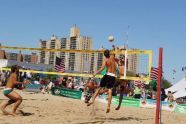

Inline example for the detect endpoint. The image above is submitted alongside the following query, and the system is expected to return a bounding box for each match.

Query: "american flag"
[150,67,159,81]
[55,57,65,72]
[134,80,145,88]
[133,67,160,88]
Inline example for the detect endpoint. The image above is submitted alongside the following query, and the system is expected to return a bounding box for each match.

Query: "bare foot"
[10,113,17,116]
[115,106,120,110]
[106,108,110,113]
[1,108,12,115]
[87,102,93,106]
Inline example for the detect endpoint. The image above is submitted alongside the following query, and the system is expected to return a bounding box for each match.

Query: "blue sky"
[0,0,186,83]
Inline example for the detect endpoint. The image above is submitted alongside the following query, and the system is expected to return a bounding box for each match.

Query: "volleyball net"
[0,46,152,81]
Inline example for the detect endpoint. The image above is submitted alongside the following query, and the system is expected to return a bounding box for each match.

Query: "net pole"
[155,48,163,124]
[124,50,127,79]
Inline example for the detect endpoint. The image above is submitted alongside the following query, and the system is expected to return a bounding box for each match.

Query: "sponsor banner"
[52,87,82,99]
[140,99,175,111]
[175,104,186,113]
[112,96,140,108]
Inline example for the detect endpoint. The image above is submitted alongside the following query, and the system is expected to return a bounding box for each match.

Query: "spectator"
[134,85,141,99]
[161,88,167,101]
[141,88,146,100]
[0,71,6,86]
[62,78,67,88]
[67,79,74,89]
[167,91,174,102]
[84,78,98,103]
[58,77,63,87]
[22,72,27,80]
[127,89,134,98]
[146,91,152,99]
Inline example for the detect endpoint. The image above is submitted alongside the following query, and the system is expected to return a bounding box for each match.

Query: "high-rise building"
[38,27,139,74]
[70,25,80,37]
[38,40,47,64]
[38,35,62,65]
[127,53,138,73]
[116,46,139,74]
[38,26,93,73]
[65,26,92,72]
[90,47,104,73]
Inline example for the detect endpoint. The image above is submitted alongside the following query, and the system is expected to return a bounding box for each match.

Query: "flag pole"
[155,48,163,124]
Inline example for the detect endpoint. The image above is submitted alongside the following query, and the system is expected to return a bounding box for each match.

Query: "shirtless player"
[87,49,117,113]
[0,65,26,116]
[84,78,98,103]
[115,58,130,110]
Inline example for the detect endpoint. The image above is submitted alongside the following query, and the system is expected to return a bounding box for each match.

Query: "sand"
[0,90,186,124]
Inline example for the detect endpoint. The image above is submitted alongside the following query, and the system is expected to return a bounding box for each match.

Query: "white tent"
[165,78,186,99]
[173,88,186,99]
[165,78,186,93]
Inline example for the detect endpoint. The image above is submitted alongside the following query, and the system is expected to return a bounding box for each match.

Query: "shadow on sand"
[19,110,34,116]
[76,116,153,124]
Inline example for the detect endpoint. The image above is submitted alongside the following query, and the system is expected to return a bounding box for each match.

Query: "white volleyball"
[108,35,114,42]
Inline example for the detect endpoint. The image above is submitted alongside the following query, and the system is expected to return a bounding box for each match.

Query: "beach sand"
[0,90,186,124]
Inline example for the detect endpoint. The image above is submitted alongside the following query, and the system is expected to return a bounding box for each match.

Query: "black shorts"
[100,74,116,89]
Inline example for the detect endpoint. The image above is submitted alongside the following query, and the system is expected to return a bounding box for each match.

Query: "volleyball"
[108,35,114,42]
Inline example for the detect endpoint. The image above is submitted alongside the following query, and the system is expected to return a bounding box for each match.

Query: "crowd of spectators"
[0,69,99,93]
[0,69,182,104]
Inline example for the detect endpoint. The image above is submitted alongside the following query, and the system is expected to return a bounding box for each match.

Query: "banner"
[112,96,140,108]
[52,87,82,99]
[140,99,175,111]
[175,104,186,113]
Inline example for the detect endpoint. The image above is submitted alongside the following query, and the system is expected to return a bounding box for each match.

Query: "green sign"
[52,87,82,99]
[175,104,186,113]
[112,96,140,108]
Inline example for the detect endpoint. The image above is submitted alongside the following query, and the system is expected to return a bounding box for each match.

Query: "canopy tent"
[173,88,186,99]
[165,78,186,93]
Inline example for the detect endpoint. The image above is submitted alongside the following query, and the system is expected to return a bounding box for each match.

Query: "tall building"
[38,26,93,73]
[38,40,47,64]
[38,27,139,74]
[127,53,138,74]
[38,35,63,65]
[65,26,92,72]
[117,46,139,74]
[90,47,104,73]
[70,25,80,37]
